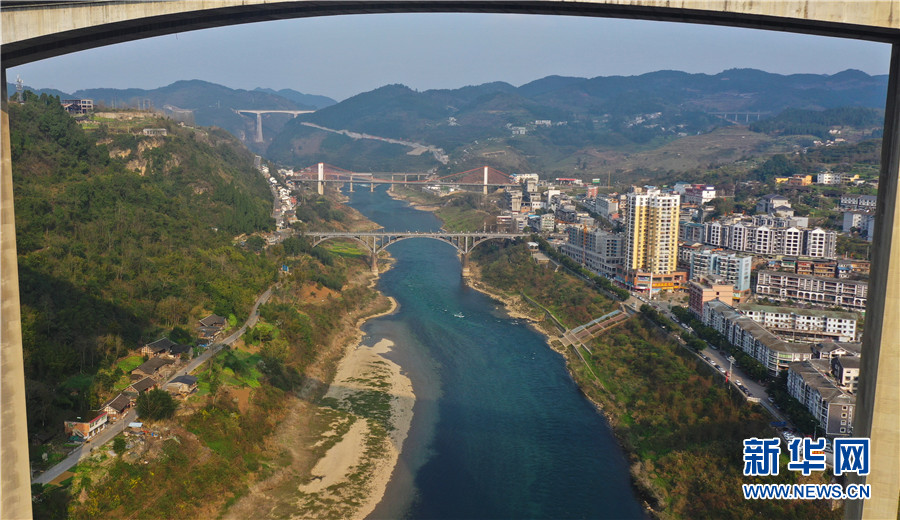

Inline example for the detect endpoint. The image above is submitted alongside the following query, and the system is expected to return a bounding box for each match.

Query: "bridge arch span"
[310,234,375,254]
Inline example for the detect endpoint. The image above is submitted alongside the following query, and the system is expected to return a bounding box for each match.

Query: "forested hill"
[266,68,888,173]
[10,93,276,433]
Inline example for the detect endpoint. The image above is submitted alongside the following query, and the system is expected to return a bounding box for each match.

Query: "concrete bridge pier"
[389,175,394,192]
[348,180,353,192]
[0,68,32,520]
[317,162,324,196]
[483,166,489,195]
[844,43,900,520]
[370,252,378,274]
[461,253,471,277]
[255,112,264,143]
[370,182,375,192]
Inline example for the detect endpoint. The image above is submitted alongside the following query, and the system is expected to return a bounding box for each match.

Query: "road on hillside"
[32,287,273,486]
[643,300,793,427]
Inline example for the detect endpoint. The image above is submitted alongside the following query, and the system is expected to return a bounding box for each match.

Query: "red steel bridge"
[309,231,527,274]
[292,163,518,194]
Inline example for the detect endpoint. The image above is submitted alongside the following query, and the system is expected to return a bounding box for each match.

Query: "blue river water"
[344,186,643,520]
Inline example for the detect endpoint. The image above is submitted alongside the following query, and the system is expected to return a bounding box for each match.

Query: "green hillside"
[10,93,276,433]
[267,68,887,175]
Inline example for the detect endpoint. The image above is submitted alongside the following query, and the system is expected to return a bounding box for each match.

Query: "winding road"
[32,287,273,486]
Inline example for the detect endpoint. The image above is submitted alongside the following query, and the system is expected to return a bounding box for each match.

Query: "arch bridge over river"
[309,231,527,274]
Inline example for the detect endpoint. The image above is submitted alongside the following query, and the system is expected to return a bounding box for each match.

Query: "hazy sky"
[8,13,892,101]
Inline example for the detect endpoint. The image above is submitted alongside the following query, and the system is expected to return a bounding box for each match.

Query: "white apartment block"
[683,185,717,205]
[704,300,813,375]
[839,194,877,212]
[686,249,752,291]
[737,303,858,342]
[787,359,856,437]
[756,270,867,312]
[701,218,837,259]
[817,172,841,185]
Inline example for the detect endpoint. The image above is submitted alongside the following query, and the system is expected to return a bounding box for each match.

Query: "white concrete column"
[317,162,324,195]
[1,69,34,520]
[255,112,264,143]
[483,166,489,195]
[844,43,900,520]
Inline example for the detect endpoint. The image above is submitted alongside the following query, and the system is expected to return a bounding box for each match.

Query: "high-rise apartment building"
[625,187,680,275]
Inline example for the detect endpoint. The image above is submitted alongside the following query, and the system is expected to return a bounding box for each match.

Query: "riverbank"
[221,264,415,520]
[386,186,441,211]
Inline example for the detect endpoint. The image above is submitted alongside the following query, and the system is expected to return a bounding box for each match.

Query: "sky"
[8,13,893,101]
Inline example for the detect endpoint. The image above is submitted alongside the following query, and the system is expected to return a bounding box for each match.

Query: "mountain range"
[267,68,887,174]
[10,68,888,174]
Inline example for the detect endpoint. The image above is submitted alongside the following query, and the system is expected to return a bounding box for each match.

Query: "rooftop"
[738,303,859,321]
[789,360,856,404]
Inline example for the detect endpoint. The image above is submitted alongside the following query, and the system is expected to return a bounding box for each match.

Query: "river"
[344,186,643,519]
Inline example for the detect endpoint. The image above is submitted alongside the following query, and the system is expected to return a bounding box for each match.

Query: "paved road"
[32,287,273,486]
[644,300,795,429]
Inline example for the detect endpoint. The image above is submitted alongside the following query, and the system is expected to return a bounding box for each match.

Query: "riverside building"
[621,187,685,293]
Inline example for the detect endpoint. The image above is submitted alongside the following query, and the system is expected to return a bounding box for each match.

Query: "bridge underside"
[2,1,899,66]
[2,2,899,520]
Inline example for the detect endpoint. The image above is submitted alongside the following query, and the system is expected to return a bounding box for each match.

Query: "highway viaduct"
[234,109,315,142]
[2,2,899,519]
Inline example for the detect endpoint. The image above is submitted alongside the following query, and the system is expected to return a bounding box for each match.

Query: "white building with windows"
[756,270,867,312]
[787,359,856,436]
[737,303,858,342]
[686,249,752,292]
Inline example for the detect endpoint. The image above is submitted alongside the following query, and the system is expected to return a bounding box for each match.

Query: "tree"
[136,388,177,420]
[113,436,126,456]
[246,235,265,253]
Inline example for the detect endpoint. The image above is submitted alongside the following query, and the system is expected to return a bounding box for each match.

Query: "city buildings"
[839,194,877,212]
[704,300,813,375]
[787,360,856,436]
[756,270,868,312]
[684,249,753,292]
[701,217,837,259]
[737,303,858,342]
[560,226,625,278]
[622,187,682,292]
[687,277,735,316]
[756,194,792,215]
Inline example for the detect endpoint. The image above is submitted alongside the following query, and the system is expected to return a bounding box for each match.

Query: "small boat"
[454,312,465,318]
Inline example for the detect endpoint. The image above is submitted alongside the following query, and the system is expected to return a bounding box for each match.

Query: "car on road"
[768,397,775,403]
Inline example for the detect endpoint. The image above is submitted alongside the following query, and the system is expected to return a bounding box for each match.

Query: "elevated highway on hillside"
[234,109,316,142]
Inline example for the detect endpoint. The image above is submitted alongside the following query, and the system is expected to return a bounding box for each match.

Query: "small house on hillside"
[132,357,174,380]
[64,412,107,442]
[199,314,226,328]
[128,377,158,394]
[141,338,176,358]
[101,394,131,421]
[165,375,198,396]
[168,343,193,359]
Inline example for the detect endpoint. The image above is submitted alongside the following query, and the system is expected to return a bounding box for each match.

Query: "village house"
[128,377,158,394]
[141,338,176,358]
[165,375,198,396]
[168,343,193,359]
[64,412,108,442]
[101,394,132,421]
[197,314,227,345]
[132,357,175,380]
